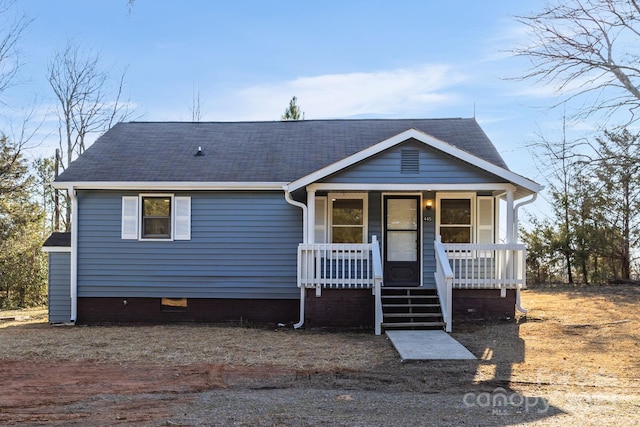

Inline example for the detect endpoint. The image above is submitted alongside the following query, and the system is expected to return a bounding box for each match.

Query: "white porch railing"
[297,238,378,297]
[442,243,527,293]
[434,239,454,333]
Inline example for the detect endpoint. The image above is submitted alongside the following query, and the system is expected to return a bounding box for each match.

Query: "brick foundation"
[452,289,516,320]
[77,297,298,325]
[77,289,516,328]
[305,289,374,328]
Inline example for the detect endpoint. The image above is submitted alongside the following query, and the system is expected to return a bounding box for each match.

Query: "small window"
[142,196,172,239]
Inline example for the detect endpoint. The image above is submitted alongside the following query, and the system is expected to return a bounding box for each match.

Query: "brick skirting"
[452,289,516,320]
[77,297,298,325]
[305,289,374,328]
[77,289,515,327]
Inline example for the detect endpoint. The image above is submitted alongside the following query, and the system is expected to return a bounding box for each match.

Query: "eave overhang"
[52,181,288,191]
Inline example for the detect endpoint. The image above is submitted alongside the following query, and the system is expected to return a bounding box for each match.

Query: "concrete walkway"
[386,330,477,361]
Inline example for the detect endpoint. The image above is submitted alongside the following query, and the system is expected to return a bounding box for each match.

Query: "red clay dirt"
[0,360,291,425]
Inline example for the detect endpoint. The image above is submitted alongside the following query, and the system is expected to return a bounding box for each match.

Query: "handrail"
[371,236,383,335]
[434,238,454,332]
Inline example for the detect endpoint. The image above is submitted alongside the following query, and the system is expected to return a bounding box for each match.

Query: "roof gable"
[318,139,510,185]
[287,129,542,194]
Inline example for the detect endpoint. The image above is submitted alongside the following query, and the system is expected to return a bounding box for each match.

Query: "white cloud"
[208,65,467,121]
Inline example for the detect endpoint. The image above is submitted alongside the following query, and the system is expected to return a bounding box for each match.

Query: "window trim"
[139,193,174,241]
[328,193,368,244]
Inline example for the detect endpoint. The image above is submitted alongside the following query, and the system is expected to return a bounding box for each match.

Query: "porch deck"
[297,237,527,334]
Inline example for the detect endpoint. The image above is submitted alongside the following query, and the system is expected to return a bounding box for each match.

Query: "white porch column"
[505,189,515,244]
[307,189,316,244]
[69,187,78,323]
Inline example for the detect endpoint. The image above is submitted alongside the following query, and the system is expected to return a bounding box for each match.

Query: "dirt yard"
[1,284,639,426]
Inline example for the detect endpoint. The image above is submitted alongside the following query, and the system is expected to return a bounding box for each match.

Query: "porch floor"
[386,330,476,361]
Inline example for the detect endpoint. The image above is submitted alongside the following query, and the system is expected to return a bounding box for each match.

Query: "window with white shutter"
[121,194,191,241]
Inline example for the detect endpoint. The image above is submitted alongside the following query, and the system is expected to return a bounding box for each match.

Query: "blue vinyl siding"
[422,191,436,288]
[322,140,508,184]
[48,252,71,323]
[367,192,382,240]
[76,191,302,299]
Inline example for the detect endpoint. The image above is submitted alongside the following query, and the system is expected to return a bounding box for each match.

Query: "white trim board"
[307,183,517,192]
[53,181,288,191]
[41,246,71,253]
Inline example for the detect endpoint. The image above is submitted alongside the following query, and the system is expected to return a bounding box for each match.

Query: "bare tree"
[0,0,31,101]
[533,116,585,283]
[191,84,202,121]
[513,0,640,123]
[48,41,132,229]
[0,0,34,160]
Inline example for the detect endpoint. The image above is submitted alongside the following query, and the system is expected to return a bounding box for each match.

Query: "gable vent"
[401,149,420,174]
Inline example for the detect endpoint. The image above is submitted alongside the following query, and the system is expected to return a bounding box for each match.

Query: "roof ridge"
[125,117,471,125]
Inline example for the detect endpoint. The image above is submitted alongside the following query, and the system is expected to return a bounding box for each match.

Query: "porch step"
[384,312,442,318]
[380,288,439,294]
[380,287,446,331]
[382,321,446,329]
[381,295,439,300]
[382,303,441,308]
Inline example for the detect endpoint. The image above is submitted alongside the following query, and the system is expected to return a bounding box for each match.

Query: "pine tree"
[0,135,47,308]
[281,96,305,121]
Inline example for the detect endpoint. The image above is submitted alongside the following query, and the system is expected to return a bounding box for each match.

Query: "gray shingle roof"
[43,232,71,247]
[56,118,509,183]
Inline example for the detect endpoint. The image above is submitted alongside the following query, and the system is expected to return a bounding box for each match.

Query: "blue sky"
[2,0,579,221]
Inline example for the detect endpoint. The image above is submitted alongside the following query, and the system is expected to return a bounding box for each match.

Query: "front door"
[383,195,420,286]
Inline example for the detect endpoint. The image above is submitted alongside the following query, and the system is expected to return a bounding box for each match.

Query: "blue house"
[43,119,542,333]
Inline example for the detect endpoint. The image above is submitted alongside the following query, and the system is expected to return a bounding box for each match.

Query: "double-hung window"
[328,193,368,244]
[436,193,495,244]
[142,196,172,239]
[439,198,473,243]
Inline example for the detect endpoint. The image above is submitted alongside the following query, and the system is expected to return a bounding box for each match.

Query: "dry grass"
[0,306,48,324]
[0,317,396,371]
[1,285,638,380]
[450,284,640,390]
